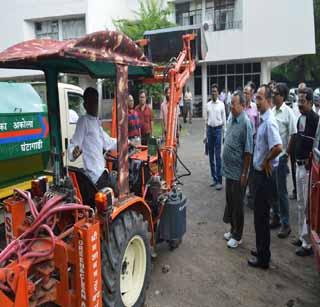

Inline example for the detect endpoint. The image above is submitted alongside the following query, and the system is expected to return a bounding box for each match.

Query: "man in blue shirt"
[222,91,253,248]
[248,85,282,269]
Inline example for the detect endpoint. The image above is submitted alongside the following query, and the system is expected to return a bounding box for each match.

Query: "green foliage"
[113,0,175,41]
[272,0,320,84]
[113,0,174,105]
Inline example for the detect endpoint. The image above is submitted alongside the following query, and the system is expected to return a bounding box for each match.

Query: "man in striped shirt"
[127,94,141,140]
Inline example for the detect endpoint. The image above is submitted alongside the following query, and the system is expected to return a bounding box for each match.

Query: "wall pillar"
[202,62,208,118]
[261,61,272,84]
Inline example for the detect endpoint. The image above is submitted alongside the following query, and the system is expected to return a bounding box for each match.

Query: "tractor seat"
[67,166,98,207]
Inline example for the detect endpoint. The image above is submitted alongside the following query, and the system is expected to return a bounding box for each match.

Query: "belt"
[208,124,223,129]
[296,159,308,166]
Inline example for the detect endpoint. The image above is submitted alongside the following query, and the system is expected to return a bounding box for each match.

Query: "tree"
[272,0,320,85]
[114,0,175,107]
[113,0,174,41]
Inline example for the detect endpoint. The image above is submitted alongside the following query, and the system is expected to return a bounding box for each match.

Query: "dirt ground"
[145,119,320,307]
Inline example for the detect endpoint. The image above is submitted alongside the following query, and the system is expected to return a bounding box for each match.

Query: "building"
[0,0,141,89]
[145,0,316,117]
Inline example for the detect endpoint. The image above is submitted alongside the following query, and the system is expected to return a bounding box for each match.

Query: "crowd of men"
[68,81,318,271]
[204,81,319,269]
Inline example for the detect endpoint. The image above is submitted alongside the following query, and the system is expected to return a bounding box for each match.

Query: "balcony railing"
[212,20,242,31]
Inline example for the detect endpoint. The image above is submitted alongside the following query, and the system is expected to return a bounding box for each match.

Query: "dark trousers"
[141,133,150,146]
[246,150,255,207]
[96,170,109,190]
[207,126,222,184]
[272,155,290,225]
[183,101,192,123]
[223,178,245,241]
[290,154,297,194]
[289,134,297,195]
[253,170,273,265]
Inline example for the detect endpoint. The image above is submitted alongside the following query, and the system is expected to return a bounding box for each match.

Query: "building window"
[35,17,85,40]
[35,20,59,39]
[175,2,202,26]
[206,63,261,94]
[214,0,237,31]
[62,18,86,40]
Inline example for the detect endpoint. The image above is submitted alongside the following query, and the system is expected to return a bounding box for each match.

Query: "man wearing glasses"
[270,83,297,239]
[222,91,253,248]
[248,85,282,269]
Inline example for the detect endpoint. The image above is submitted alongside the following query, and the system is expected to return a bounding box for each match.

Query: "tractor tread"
[101,210,151,307]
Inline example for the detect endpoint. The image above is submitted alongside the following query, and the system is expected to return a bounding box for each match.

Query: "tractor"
[0,30,195,306]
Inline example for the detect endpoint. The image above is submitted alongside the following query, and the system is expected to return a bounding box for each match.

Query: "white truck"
[0,82,84,200]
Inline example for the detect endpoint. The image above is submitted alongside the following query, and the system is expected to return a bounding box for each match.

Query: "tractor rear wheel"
[101,210,151,307]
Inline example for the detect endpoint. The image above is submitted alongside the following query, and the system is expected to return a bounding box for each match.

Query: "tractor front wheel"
[101,210,151,307]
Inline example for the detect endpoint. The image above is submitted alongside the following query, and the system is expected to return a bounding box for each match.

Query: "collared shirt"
[128,109,141,138]
[272,103,297,155]
[135,104,153,135]
[222,111,253,180]
[184,91,192,102]
[253,109,282,171]
[245,101,259,135]
[205,99,226,128]
[68,114,117,183]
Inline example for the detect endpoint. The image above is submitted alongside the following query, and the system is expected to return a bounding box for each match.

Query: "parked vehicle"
[0,82,84,201]
[0,30,195,306]
[309,124,320,272]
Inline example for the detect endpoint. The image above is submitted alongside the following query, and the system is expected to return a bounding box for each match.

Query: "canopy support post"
[116,64,129,199]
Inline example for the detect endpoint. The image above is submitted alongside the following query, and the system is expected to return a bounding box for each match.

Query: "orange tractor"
[0,30,195,306]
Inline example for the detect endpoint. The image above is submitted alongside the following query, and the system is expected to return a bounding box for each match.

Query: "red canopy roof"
[0,31,154,69]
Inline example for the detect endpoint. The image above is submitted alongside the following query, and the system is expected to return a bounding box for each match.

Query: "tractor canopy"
[0,30,154,77]
[0,30,155,196]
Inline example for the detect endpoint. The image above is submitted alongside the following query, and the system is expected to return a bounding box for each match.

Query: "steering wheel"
[104,145,138,163]
[104,151,117,163]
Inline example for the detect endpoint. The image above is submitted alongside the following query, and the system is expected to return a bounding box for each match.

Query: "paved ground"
[145,119,320,307]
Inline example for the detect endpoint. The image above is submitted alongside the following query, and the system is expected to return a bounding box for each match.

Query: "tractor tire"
[101,210,152,307]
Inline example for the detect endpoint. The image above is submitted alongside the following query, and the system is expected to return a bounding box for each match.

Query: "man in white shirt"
[271,83,297,239]
[184,86,193,124]
[68,87,117,189]
[204,83,226,190]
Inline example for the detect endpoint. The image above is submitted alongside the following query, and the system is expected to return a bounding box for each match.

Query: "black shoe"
[270,215,281,229]
[291,238,302,247]
[295,246,313,257]
[247,257,269,270]
[210,182,217,187]
[277,225,291,239]
[251,250,258,257]
[289,193,297,200]
[246,200,254,210]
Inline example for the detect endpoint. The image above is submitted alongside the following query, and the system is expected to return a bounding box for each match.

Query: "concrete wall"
[0,0,141,79]
[86,0,140,32]
[203,0,315,62]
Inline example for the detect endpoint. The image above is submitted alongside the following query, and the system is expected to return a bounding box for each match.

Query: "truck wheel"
[101,210,151,307]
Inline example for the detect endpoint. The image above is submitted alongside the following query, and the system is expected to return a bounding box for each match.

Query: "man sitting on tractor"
[68,87,117,189]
